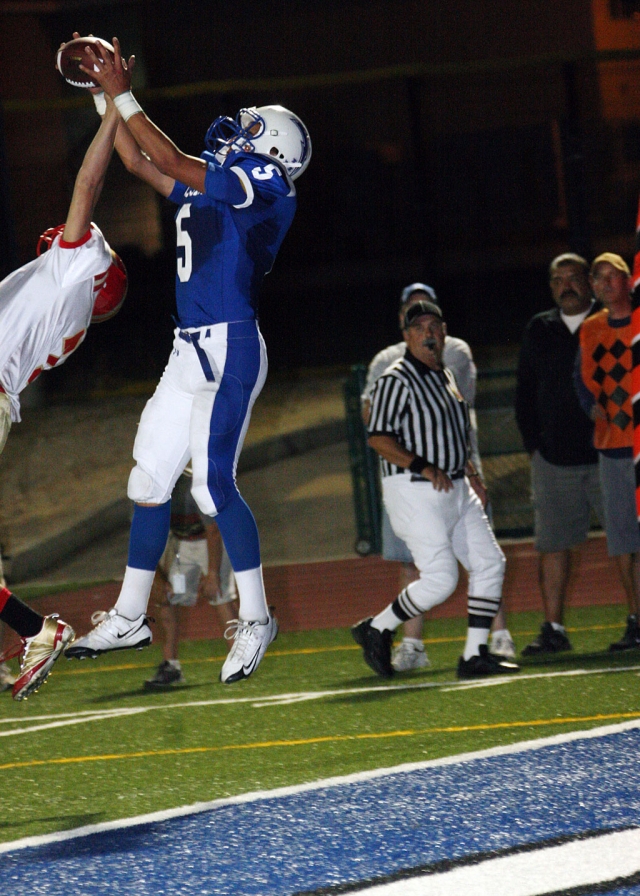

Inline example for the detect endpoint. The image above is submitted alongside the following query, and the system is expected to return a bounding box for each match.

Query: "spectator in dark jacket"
[515,253,602,655]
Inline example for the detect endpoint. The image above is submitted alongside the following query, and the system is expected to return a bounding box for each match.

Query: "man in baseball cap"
[577,252,640,650]
[402,299,443,330]
[590,252,630,276]
[359,282,515,671]
[399,282,438,307]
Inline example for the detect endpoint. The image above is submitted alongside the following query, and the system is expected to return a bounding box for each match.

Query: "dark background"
[2,0,640,394]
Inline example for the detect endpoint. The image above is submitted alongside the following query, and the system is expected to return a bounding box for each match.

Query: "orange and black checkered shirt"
[579,309,633,451]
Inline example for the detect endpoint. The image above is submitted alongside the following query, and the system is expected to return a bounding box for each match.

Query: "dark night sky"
[1,0,639,388]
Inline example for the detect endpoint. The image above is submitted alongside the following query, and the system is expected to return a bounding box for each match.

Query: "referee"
[352,299,519,679]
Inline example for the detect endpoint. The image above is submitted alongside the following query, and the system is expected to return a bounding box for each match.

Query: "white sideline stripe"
[1,663,640,736]
[2,718,640,855]
[0,708,149,737]
[1,663,639,736]
[358,828,640,896]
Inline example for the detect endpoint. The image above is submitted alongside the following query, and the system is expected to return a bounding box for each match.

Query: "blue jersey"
[168,153,297,328]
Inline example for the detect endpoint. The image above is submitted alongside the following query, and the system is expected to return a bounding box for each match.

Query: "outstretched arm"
[62,96,119,243]
[114,114,175,197]
[62,33,175,197]
[83,37,207,193]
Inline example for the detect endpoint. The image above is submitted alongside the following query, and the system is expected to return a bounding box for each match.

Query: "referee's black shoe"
[352,618,394,678]
[457,644,520,679]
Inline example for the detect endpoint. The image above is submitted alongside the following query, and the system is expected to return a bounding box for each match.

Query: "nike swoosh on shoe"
[241,650,262,676]
[116,619,147,640]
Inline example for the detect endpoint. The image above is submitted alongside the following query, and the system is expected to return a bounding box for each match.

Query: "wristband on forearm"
[408,456,429,475]
[92,91,107,116]
[114,90,143,122]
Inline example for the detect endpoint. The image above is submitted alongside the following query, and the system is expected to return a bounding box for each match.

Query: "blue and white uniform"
[65,103,309,675]
[127,154,296,575]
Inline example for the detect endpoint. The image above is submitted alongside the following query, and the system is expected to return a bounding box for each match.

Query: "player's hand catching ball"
[80,36,134,99]
[56,33,114,88]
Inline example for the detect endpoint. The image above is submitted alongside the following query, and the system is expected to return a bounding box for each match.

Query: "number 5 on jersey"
[176,205,192,283]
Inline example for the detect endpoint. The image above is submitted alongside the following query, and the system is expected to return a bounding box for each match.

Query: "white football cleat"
[12,615,75,701]
[490,629,516,660]
[220,612,278,684]
[65,608,152,659]
[391,639,430,672]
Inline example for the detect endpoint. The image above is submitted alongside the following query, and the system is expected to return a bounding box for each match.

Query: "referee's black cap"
[403,300,443,329]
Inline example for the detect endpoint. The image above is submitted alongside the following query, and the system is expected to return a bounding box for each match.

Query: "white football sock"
[463,625,490,660]
[114,567,156,620]
[371,605,404,633]
[402,637,424,649]
[235,566,269,623]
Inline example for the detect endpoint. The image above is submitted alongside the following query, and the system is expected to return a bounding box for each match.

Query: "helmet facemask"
[92,250,127,323]
[36,224,66,257]
[205,105,311,180]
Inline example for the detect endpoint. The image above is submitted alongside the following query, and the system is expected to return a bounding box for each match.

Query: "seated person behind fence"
[145,469,238,689]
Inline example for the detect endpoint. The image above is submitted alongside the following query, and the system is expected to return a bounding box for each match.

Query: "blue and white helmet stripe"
[205,105,311,180]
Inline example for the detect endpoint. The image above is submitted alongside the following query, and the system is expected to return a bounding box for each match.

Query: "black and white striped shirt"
[368,350,470,478]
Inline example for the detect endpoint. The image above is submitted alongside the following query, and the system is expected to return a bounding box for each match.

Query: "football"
[56,36,114,88]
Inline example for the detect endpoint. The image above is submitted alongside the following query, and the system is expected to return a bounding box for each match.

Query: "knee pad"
[408,561,459,613]
[190,481,217,517]
[468,551,506,598]
[128,464,169,505]
[191,464,235,517]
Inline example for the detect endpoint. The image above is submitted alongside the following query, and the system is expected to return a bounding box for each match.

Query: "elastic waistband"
[177,319,257,342]
[410,469,465,482]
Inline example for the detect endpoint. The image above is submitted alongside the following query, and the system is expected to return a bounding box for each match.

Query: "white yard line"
[1,663,639,736]
[357,827,640,896]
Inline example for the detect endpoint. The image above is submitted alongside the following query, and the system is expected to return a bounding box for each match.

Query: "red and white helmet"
[36,223,66,257]
[37,225,128,323]
[91,250,127,322]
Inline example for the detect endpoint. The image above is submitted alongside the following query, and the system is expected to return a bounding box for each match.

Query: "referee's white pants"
[382,474,506,615]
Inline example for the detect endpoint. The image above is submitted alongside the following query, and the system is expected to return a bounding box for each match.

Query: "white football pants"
[127,321,267,514]
[382,473,505,615]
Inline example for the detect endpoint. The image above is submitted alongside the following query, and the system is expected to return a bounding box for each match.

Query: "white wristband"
[92,91,107,116]
[114,90,143,122]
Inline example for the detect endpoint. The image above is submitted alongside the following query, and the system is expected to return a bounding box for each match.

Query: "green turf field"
[1,603,639,844]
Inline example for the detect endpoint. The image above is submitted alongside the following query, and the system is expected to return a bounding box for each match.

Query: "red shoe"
[11,616,75,701]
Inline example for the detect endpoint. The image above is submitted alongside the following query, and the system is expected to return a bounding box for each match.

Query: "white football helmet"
[205,105,312,180]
